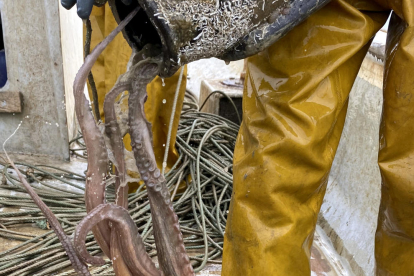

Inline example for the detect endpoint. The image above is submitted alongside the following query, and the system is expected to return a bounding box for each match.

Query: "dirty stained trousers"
[222,0,414,275]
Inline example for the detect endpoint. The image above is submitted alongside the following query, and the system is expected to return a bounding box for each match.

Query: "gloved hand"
[61,0,132,19]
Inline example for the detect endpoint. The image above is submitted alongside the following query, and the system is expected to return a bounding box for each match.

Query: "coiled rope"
[0,90,239,275]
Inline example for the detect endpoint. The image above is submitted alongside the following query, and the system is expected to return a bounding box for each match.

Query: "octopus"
[5,8,194,276]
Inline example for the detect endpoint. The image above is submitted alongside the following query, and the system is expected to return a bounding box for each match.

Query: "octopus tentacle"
[103,82,131,192]
[103,70,133,276]
[102,47,163,276]
[74,203,161,276]
[3,154,90,275]
[112,171,133,275]
[101,66,134,207]
[128,60,195,276]
[102,45,157,191]
[73,7,139,258]
[74,204,107,266]
[111,231,133,276]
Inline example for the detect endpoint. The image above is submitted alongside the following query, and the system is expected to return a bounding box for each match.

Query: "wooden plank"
[0,92,22,113]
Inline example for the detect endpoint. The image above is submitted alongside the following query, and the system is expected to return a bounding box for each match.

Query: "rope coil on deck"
[0,91,239,275]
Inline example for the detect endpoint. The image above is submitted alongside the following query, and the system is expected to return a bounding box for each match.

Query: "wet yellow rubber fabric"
[222,0,390,275]
[376,6,414,276]
[86,4,187,192]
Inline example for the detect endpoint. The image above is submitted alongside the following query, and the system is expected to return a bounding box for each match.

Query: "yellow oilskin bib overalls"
[222,0,414,275]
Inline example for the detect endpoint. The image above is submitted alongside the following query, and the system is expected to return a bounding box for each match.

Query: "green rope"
[0,91,240,274]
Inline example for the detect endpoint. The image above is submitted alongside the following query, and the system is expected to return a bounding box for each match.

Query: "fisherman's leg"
[222,1,389,275]
[376,8,414,275]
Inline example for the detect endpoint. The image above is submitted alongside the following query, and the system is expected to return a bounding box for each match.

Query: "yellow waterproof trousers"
[86,4,187,191]
[222,0,414,275]
[87,1,414,275]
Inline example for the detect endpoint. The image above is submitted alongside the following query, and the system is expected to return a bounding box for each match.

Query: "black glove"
[61,0,132,19]
[61,0,94,19]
